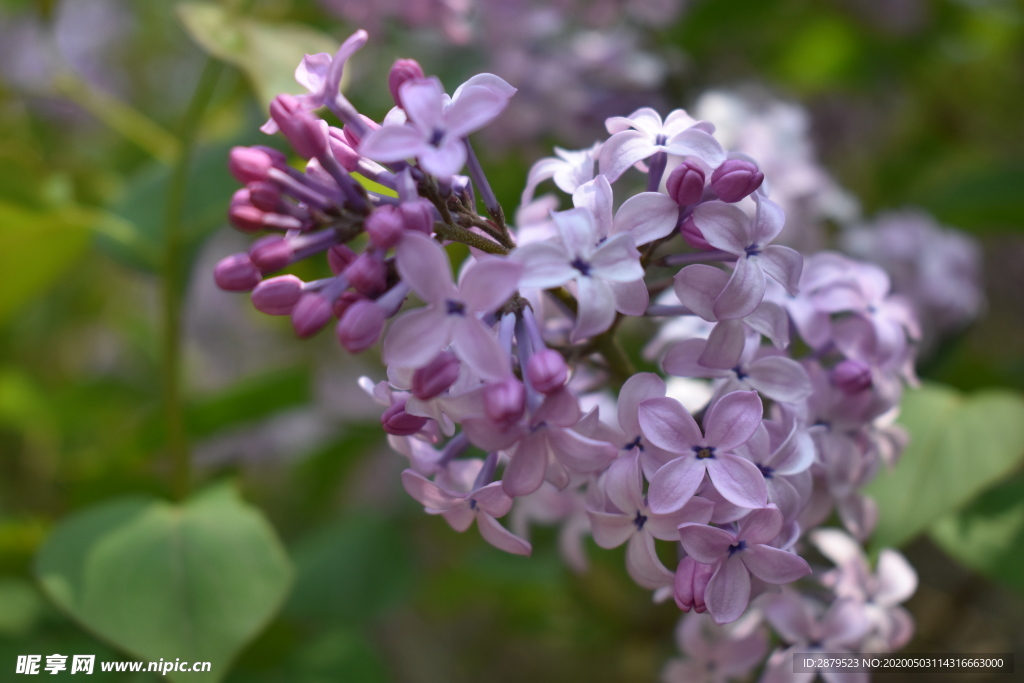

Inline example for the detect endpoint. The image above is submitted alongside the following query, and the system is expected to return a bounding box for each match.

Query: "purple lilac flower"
[599,107,725,182]
[662,611,769,683]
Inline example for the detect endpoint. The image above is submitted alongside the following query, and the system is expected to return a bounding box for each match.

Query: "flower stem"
[163,58,223,501]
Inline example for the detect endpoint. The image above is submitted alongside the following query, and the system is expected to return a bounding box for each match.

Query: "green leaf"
[0,201,91,322]
[0,577,44,637]
[176,2,339,109]
[35,484,293,683]
[930,472,1024,594]
[866,384,1024,549]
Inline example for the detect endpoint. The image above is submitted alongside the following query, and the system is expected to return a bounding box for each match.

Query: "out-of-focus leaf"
[35,484,293,683]
[0,577,44,637]
[286,513,412,625]
[773,16,859,92]
[0,202,91,322]
[866,384,1024,549]
[176,2,339,109]
[930,472,1024,594]
[186,367,312,438]
[912,162,1024,233]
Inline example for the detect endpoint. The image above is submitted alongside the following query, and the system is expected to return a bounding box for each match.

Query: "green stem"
[433,222,508,255]
[164,59,224,500]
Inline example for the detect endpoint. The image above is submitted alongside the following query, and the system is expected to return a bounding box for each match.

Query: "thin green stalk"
[164,59,224,500]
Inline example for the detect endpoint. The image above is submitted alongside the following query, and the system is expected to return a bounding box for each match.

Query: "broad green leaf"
[176,2,339,109]
[866,384,1024,549]
[0,577,44,637]
[930,472,1024,594]
[35,485,293,683]
[0,202,91,322]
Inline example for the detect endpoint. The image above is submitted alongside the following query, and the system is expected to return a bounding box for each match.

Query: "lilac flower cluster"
[214,31,920,678]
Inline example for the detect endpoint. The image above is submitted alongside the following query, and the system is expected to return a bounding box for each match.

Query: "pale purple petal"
[875,549,918,606]
[822,599,873,647]
[612,192,680,245]
[738,505,784,545]
[548,427,617,473]
[552,207,599,258]
[444,85,506,138]
[418,140,468,178]
[571,277,617,342]
[477,513,532,556]
[745,301,790,347]
[401,469,462,510]
[396,231,458,304]
[677,523,733,564]
[609,278,649,316]
[625,533,675,589]
[753,197,786,245]
[705,454,768,509]
[571,176,614,237]
[703,390,762,451]
[692,202,750,255]
[674,264,729,321]
[452,317,509,382]
[663,339,731,380]
[763,592,815,643]
[399,78,446,132]
[699,321,746,370]
[606,107,663,135]
[662,128,726,168]
[359,124,428,163]
[590,234,644,282]
[383,308,455,369]
[716,626,770,676]
[647,497,715,540]
[604,450,645,513]
[638,396,703,453]
[767,477,803,523]
[471,481,514,517]
[746,357,812,403]
[598,130,657,182]
[459,258,523,314]
[743,545,811,584]
[503,433,549,497]
[662,109,701,137]
[758,245,803,295]
[295,53,331,93]
[648,456,706,514]
[587,510,636,548]
[510,242,575,288]
[451,73,517,101]
[617,372,666,436]
[705,556,751,624]
[520,157,566,205]
[713,256,766,320]
[442,506,475,532]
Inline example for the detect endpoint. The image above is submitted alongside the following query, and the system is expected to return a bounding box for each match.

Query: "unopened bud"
[680,215,713,251]
[327,128,360,172]
[341,114,379,147]
[388,59,426,108]
[365,205,405,249]
[332,291,363,319]
[228,146,277,184]
[666,161,706,206]
[269,95,327,160]
[483,377,526,426]
[832,359,872,394]
[291,292,333,338]
[251,275,304,315]
[248,181,282,212]
[228,203,266,234]
[214,253,261,292]
[674,556,713,613]
[249,236,293,272]
[345,253,388,296]
[526,349,568,394]
[412,351,461,400]
[710,159,764,203]
[336,300,385,352]
[327,244,358,275]
[381,398,428,436]
[399,199,434,235]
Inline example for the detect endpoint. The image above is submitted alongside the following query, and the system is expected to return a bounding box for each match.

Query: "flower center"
[468,498,478,511]
[694,445,716,460]
[623,435,644,451]
[633,510,648,531]
[757,463,774,479]
[570,257,592,277]
[429,128,445,147]
[745,243,761,258]
[732,365,748,380]
[445,299,466,316]
[728,540,747,556]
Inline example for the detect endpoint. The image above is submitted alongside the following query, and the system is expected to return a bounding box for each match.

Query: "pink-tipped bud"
[290,292,333,338]
[336,300,385,352]
[674,556,713,613]
[269,95,327,160]
[666,160,706,206]
[327,128,360,172]
[251,275,304,315]
[248,181,282,212]
[381,398,428,436]
[483,377,526,427]
[327,244,358,275]
[388,59,425,108]
[228,203,266,234]
[710,159,764,203]
[400,199,434,235]
[412,351,461,400]
[332,291,363,319]
[214,253,261,292]
[228,146,275,184]
[526,349,568,394]
[680,215,714,251]
[345,253,388,296]
[365,205,405,249]
[832,359,872,394]
[249,235,293,272]
[341,114,379,147]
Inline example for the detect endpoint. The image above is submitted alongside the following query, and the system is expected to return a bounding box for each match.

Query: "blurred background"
[1,0,1023,680]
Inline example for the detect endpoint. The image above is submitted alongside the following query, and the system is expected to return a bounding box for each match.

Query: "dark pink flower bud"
[251,275,304,315]
[483,377,526,426]
[228,146,275,184]
[291,292,333,338]
[666,161,706,206]
[214,253,261,292]
[336,300,385,352]
[327,128,360,172]
[710,159,764,203]
[228,203,266,233]
[345,253,388,296]
[249,236,292,272]
[526,349,568,394]
[381,398,428,436]
[388,59,426,108]
[248,181,282,212]
[680,215,714,251]
[399,199,434,235]
[412,351,461,400]
[674,556,713,613]
[365,205,405,249]
[832,359,873,394]
[332,291,363,319]
[269,94,327,160]
[327,244,358,275]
